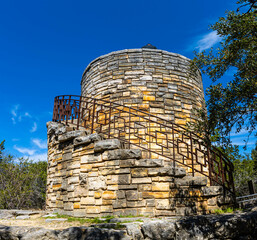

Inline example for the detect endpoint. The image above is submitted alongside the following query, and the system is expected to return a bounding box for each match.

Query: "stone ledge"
[1,211,257,239]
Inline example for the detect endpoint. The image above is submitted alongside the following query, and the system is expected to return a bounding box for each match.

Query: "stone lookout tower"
[47,46,234,217]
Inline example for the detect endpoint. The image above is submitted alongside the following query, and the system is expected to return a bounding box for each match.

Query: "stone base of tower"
[46,122,234,218]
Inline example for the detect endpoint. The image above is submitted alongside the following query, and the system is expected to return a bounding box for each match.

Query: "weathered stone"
[81,197,95,205]
[87,176,107,190]
[152,182,170,192]
[68,176,79,184]
[74,133,102,146]
[126,190,139,201]
[113,199,127,208]
[134,159,163,167]
[47,121,66,136]
[156,199,171,210]
[141,220,176,240]
[94,139,121,152]
[132,178,152,184]
[131,168,148,177]
[175,176,207,186]
[102,191,117,200]
[103,149,141,160]
[202,186,223,197]
[58,130,85,142]
[74,135,91,146]
[81,154,101,164]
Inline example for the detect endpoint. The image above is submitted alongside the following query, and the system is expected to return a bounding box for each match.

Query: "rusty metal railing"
[52,95,235,195]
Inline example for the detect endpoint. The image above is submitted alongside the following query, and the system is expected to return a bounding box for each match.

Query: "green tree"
[192,0,257,146]
[0,153,47,209]
[0,140,5,161]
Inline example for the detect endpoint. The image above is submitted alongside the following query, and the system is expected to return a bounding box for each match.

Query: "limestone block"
[68,176,79,184]
[132,178,152,184]
[120,159,135,168]
[126,190,141,201]
[113,199,127,209]
[117,185,137,190]
[94,192,101,199]
[146,199,155,207]
[202,186,223,197]
[101,205,113,213]
[79,173,88,185]
[86,206,101,214]
[64,202,73,211]
[87,176,107,190]
[81,197,95,205]
[134,159,163,167]
[116,190,125,199]
[107,174,131,185]
[73,209,86,217]
[58,130,85,142]
[73,203,80,209]
[175,176,207,187]
[74,135,91,146]
[102,191,117,200]
[47,121,66,136]
[142,192,169,199]
[152,182,170,192]
[155,199,171,210]
[101,168,130,176]
[127,200,146,208]
[74,133,101,146]
[94,139,121,152]
[138,184,152,191]
[74,186,87,197]
[103,149,141,160]
[62,152,72,161]
[131,168,148,177]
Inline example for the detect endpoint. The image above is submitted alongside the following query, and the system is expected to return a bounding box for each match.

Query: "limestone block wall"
[46,122,226,218]
[81,48,204,125]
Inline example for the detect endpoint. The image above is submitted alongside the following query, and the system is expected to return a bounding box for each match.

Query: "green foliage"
[0,151,47,209]
[222,144,257,196]
[192,0,257,146]
[214,207,235,214]
[0,140,5,161]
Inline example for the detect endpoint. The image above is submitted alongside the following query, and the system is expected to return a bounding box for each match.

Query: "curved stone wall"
[46,122,228,218]
[81,48,204,125]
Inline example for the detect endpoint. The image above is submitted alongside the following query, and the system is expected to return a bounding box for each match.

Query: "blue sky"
[0,0,255,161]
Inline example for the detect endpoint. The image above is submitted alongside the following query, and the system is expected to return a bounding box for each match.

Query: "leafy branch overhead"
[192,0,257,146]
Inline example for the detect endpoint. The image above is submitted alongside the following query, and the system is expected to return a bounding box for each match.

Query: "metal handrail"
[52,95,235,195]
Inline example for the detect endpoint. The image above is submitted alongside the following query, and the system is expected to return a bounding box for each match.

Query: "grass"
[44,213,116,224]
[213,207,242,214]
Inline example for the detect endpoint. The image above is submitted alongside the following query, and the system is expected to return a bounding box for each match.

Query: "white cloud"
[11,117,16,124]
[11,105,19,117]
[30,122,37,133]
[32,138,47,149]
[11,105,31,124]
[26,153,47,162]
[196,31,221,52]
[14,145,36,155]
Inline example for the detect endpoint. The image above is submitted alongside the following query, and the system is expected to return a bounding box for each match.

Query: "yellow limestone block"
[94,192,102,199]
[73,203,80,209]
[102,191,117,200]
[142,192,169,199]
[143,95,155,101]
[152,182,170,192]
[52,184,62,189]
